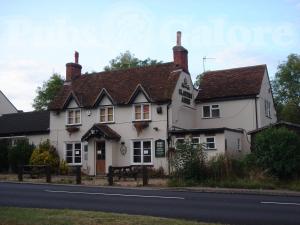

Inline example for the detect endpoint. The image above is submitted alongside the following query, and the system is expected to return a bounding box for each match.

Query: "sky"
[0,0,299,112]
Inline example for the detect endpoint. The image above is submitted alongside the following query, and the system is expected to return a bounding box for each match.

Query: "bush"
[253,127,300,179]
[8,139,35,172]
[169,141,207,181]
[0,139,10,172]
[59,159,69,175]
[30,140,59,172]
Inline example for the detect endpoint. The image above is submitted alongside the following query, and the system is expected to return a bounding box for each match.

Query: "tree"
[194,73,204,89]
[253,127,300,179]
[272,54,300,123]
[33,73,64,111]
[104,51,162,71]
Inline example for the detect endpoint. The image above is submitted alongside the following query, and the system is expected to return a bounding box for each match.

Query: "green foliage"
[272,54,300,123]
[170,141,207,181]
[30,140,59,172]
[194,73,204,89]
[0,139,10,171]
[33,73,64,111]
[104,51,162,71]
[253,127,300,179]
[208,154,245,181]
[8,139,35,172]
[59,159,69,175]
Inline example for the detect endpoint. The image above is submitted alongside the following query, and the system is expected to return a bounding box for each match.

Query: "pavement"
[1,182,300,225]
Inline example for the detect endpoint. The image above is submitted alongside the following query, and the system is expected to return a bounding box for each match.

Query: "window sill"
[204,148,217,151]
[99,121,115,124]
[202,117,220,119]
[132,120,152,123]
[66,124,82,127]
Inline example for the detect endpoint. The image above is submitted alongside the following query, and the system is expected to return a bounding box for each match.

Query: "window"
[175,138,185,147]
[99,106,114,123]
[205,137,216,150]
[202,105,220,118]
[67,109,81,125]
[191,137,200,149]
[132,140,152,164]
[65,142,82,164]
[264,100,271,118]
[134,104,151,121]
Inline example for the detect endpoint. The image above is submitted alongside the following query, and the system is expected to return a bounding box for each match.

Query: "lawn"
[0,207,223,225]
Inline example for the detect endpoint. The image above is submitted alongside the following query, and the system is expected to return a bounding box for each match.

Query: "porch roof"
[81,124,121,142]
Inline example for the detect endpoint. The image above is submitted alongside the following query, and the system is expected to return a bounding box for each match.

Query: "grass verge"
[0,207,223,225]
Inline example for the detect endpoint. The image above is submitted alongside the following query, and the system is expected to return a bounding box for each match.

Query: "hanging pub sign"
[155,139,165,158]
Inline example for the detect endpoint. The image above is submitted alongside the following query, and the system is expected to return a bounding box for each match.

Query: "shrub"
[0,139,10,172]
[8,139,35,172]
[30,140,59,172]
[148,166,165,178]
[169,141,208,181]
[59,159,69,175]
[253,127,300,179]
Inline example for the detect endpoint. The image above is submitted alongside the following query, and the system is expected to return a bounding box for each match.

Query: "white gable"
[0,91,18,115]
[66,99,79,108]
[133,92,148,103]
[98,95,112,106]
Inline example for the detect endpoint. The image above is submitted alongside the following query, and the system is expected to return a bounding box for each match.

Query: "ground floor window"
[205,137,216,150]
[132,140,152,164]
[65,142,82,164]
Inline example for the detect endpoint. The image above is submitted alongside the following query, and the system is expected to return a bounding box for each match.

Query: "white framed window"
[205,137,216,150]
[264,100,271,118]
[66,109,81,125]
[99,106,114,123]
[65,142,82,164]
[202,105,220,118]
[191,137,200,149]
[133,103,151,121]
[132,140,152,165]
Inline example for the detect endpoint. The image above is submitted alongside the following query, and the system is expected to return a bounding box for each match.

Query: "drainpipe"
[166,102,171,175]
[254,97,258,129]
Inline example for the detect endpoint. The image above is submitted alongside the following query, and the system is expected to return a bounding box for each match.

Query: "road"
[0,182,300,225]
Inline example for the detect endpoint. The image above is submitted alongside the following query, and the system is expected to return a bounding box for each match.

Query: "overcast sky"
[0,0,299,111]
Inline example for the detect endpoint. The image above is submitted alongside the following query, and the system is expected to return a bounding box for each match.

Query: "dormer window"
[134,104,151,121]
[67,109,81,125]
[99,106,114,123]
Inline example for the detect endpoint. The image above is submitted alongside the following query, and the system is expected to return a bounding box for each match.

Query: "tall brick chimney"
[66,51,82,81]
[173,31,189,73]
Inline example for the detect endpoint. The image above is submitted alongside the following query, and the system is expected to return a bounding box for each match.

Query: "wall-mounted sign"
[155,139,165,158]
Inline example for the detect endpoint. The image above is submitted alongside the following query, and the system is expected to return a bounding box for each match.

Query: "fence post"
[108,166,113,186]
[45,165,51,183]
[142,165,148,186]
[18,165,23,182]
[76,165,81,184]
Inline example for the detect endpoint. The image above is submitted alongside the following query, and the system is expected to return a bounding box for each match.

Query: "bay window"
[65,142,82,164]
[132,140,152,164]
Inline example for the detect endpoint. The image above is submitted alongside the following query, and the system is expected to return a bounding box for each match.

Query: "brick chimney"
[66,51,82,81]
[173,31,189,73]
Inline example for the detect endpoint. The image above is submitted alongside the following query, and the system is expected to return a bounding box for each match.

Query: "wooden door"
[96,142,106,174]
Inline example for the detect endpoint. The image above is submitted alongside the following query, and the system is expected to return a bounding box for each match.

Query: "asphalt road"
[0,182,300,225]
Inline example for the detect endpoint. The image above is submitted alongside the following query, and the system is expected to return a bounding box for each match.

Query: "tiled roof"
[81,123,121,141]
[49,62,181,110]
[196,65,266,102]
[0,111,50,137]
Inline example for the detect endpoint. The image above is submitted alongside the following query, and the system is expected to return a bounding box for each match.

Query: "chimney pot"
[176,31,181,46]
[75,51,79,64]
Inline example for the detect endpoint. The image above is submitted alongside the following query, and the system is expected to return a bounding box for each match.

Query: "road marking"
[44,189,185,200]
[261,201,300,206]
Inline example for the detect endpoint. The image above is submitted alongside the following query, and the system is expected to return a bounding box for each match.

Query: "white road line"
[261,201,300,206]
[44,189,185,200]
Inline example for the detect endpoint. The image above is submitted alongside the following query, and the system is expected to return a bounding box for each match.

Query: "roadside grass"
[168,178,300,192]
[0,207,223,225]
